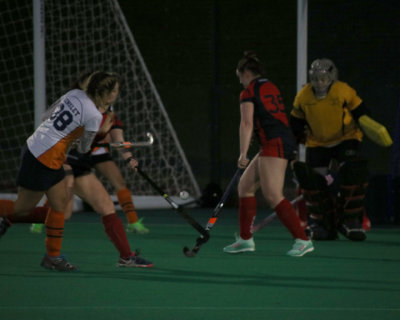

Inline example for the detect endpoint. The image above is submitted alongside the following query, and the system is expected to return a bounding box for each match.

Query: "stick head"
[183,246,198,257]
[182,233,209,258]
[146,132,154,145]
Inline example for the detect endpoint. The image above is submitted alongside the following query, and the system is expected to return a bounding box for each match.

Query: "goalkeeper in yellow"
[290,58,391,241]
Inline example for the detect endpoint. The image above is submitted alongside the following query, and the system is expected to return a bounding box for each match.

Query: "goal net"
[0,0,200,206]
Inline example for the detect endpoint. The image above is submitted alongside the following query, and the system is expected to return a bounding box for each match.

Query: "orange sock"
[0,199,14,217]
[45,209,65,257]
[117,188,138,224]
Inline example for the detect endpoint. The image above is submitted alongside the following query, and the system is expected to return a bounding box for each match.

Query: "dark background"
[118,1,399,191]
[118,0,400,221]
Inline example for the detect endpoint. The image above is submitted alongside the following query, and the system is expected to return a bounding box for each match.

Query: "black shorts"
[66,149,92,178]
[17,146,65,191]
[90,152,112,166]
[256,129,296,161]
[66,150,113,178]
[306,139,361,168]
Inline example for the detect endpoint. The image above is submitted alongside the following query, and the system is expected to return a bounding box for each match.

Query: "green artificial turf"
[0,208,399,320]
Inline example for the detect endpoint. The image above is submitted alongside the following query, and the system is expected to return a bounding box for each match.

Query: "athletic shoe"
[30,223,44,234]
[338,218,366,241]
[286,239,314,257]
[116,253,154,268]
[223,235,255,253]
[126,218,149,234]
[0,217,11,239]
[40,254,78,272]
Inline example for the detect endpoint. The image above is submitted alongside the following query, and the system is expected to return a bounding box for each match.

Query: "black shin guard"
[337,158,368,241]
[293,162,337,240]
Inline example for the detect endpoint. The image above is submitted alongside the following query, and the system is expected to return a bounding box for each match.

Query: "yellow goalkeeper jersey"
[291,81,363,147]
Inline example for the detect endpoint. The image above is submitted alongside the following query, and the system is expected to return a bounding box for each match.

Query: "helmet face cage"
[309,59,338,83]
[309,59,338,98]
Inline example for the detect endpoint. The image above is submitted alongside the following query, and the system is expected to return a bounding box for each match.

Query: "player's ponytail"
[237,51,264,76]
[70,70,98,91]
[86,72,120,105]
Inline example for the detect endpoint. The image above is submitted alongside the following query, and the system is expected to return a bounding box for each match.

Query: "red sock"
[275,198,308,240]
[117,188,138,224]
[239,197,257,240]
[0,199,14,217]
[362,209,371,231]
[102,213,132,259]
[45,209,65,257]
[8,207,49,223]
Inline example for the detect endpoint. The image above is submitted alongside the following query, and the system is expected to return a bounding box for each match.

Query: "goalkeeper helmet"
[309,59,338,99]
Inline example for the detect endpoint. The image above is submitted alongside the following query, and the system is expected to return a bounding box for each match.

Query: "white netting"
[0,0,34,191]
[0,0,200,197]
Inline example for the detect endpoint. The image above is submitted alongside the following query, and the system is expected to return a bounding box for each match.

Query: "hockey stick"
[250,195,304,233]
[183,168,243,257]
[96,132,154,149]
[136,166,209,242]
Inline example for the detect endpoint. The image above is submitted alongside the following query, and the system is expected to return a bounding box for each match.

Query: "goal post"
[0,0,200,207]
[33,0,46,129]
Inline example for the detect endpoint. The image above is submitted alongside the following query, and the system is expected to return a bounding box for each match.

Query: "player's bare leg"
[39,178,78,271]
[73,172,153,267]
[30,164,75,233]
[0,188,44,238]
[258,156,313,256]
[95,160,149,234]
[223,156,259,254]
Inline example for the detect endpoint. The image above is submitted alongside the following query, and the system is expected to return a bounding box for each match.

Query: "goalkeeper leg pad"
[337,159,368,241]
[293,162,337,240]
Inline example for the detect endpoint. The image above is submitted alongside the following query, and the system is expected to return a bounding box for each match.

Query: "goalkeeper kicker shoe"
[223,235,255,253]
[116,253,154,268]
[286,239,314,257]
[30,223,44,234]
[0,217,11,239]
[126,218,149,234]
[40,254,78,272]
[338,218,366,241]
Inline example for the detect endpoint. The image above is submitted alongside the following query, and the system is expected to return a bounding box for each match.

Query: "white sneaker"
[223,235,255,253]
[286,239,314,257]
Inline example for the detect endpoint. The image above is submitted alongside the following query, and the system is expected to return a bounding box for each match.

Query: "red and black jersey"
[93,109,124,143]
[240,78,293,145]
[99,112,123,131]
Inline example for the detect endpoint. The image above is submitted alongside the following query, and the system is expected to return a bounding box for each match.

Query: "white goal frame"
[0,0,200,209]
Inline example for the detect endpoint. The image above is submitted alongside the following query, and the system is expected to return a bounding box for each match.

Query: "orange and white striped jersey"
[27,89,102,169]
